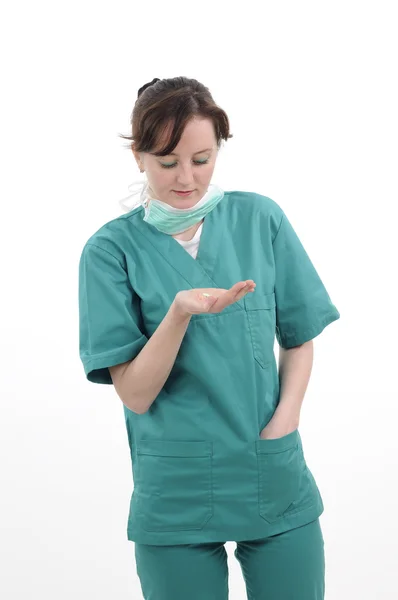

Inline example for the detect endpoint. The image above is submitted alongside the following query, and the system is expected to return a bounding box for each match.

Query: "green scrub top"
[78,191,340,546]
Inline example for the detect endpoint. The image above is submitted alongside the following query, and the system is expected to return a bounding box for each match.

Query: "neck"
[172,219,204,241]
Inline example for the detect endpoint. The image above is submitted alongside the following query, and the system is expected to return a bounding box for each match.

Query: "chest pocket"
[244,291,276,369]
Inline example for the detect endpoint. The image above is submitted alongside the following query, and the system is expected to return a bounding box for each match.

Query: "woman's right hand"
[173,280,256,316]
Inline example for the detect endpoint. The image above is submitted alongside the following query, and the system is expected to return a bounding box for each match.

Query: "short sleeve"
[273,210,340,349]
[78,243,148,384]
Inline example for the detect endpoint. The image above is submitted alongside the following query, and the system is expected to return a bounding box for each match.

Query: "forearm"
[273,340,314,428]
[123,300,192,414]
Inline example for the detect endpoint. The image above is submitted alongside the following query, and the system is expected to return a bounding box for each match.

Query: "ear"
[132,146,144,172]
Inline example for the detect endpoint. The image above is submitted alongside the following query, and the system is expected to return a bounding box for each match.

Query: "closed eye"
[160,160,209,169]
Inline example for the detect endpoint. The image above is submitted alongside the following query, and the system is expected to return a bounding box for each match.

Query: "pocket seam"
[244,291,276,311]
[256,429,299,454]
[256,442,302,524]
[137,439,212,458]
[136,441,214,532]
[245,293,276,369]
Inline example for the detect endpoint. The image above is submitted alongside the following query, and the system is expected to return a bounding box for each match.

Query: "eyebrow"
[166,148,213,157]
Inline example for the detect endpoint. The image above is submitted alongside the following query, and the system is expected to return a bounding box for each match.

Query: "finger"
[218,281,254,308]
[234,284,249,299]
[210,280,256,312]
[229,281,249,295]
[243,280,256,291]
[231,280,256,295]
[198,292,218,311]
[241,281,256,295]
[234,286,254,302]
[220,284,246,307]
[217,282,247,306]
[214,288,247,312]
[233,280,256,300]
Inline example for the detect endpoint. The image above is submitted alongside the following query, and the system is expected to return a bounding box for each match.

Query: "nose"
[175,163,195,187]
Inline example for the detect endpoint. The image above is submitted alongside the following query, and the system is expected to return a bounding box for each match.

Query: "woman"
[78,76,340,599]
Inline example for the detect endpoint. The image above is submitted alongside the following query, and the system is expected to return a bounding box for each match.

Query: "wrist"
[272,405,300,430]
[169,298,192,323]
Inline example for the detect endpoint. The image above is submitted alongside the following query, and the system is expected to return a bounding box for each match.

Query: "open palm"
[175,280,256,316]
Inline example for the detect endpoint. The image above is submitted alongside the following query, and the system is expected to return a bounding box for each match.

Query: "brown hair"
[118,76,233,157]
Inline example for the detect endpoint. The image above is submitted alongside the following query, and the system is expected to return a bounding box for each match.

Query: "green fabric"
[135,518,325,599]
[78,191,340,546]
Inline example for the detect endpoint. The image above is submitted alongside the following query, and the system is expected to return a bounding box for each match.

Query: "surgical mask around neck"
[118,178,224,235]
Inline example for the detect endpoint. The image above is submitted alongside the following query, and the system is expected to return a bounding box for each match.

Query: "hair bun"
[137,78,161,98]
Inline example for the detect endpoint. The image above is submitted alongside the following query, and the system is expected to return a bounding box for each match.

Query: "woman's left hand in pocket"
[259,418,298,440]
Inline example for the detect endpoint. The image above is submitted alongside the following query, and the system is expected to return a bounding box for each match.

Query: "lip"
[173,190,194,196]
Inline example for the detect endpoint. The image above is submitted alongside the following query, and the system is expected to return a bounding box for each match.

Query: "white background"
[1,1,397,598]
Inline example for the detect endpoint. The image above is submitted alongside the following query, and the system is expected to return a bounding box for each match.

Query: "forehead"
[153,117,217,156]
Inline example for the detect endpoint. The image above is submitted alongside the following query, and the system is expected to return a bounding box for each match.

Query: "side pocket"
[255,429,303,523]
[244,291,276,369]
[136,440,213,532]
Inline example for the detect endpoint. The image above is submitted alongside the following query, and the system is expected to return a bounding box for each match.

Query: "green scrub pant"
[134,518,325,599]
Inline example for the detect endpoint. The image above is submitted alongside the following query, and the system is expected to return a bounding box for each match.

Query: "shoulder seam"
[84,243,125,270]
[272,212,285,245]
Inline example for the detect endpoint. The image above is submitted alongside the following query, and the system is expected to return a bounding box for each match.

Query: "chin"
[169,191,201,209]
[176,199,199,209]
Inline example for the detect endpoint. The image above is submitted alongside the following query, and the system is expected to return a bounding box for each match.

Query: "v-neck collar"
[132,205,221,288]
[130,198,244,311]
[174,221,203,245]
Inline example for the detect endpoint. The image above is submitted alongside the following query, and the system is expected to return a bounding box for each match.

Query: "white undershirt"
[173,222,204,259]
